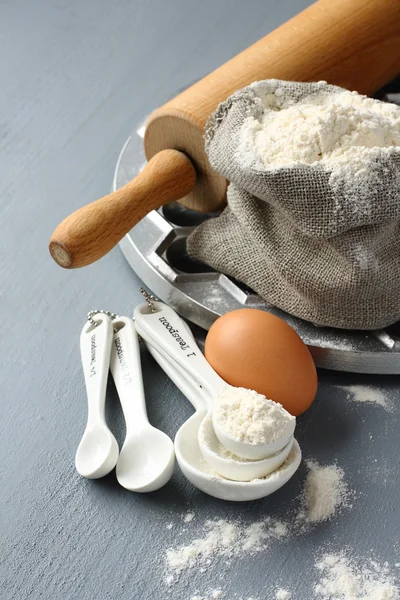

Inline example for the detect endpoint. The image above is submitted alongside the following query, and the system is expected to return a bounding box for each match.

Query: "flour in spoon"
[213,387,295,445]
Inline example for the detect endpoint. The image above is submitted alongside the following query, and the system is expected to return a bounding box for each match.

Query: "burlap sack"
[187,80,400,330]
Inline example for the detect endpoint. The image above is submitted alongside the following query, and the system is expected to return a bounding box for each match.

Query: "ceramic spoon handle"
[145,343,211,412]
[134,302,224,400]
[110,317,148,436]
[80,314,113,425]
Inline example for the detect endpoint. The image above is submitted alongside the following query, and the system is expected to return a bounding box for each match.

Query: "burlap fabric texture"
[187,80,400,330]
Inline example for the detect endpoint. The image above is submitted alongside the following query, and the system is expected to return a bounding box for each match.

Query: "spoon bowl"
[76,314,119,480]
[75,425,119,479]
[199,413,294,481]
[175,418,301,501]
[110,317,175,493]
[116,425,175,492]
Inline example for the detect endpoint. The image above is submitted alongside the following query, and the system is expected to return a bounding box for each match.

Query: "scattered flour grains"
[298,461,350,523]
[165,460,353,582]
[191,591,224,600]
[275,589,292,600]
[213,387,295,445]
[165,517,289,577]
[339,385,392,412]
[183,512,196,523]
[161,457,397,599]
[190,593,262,600]
[188,554,399,599]
[315,553,399,600]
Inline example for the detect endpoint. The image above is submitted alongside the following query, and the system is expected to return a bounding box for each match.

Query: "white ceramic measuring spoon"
[146,342,294,481]
[198,413,294,482]
[145,341,301,501]
[75,314,119,479]
[110,316,175,492]
[134,302,294,460]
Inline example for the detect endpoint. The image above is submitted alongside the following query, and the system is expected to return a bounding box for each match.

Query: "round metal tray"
[115,111,400,375]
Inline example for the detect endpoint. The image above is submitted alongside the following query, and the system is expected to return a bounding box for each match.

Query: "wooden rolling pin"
[49,0,400,268]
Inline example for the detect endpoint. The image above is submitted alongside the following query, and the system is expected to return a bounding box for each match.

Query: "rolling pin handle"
[49,149,196,269]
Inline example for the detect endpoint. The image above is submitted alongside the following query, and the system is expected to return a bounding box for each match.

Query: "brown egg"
[205,309,317,416]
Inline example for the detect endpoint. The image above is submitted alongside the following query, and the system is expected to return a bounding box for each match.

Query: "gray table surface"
[1,1,399,599]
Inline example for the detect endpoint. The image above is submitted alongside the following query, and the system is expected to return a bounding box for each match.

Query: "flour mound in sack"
[187,80,400,330]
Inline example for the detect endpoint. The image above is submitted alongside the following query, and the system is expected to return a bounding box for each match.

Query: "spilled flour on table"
[190,593,261,600]
[183,512,196,523]
[165,460,353,584]
[191,590,224,600]
[338,385,392,412]
[275,589,292,600]
[187,554,399,600]
[297,461,351,524]
[314,552,399,599]
[166,517,289,578]
[163,461,396,598]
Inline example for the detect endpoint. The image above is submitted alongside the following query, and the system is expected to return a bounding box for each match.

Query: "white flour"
[191,591,224,600]
[162,451,397,599]
[298,461,350,524]
[339,385,392,412]
[213,387,295,445]
[190,593,259,600]
[245,90,400,186]
[275,589,292,600]
[165,460,352,582]
[166,517,289,576]
[183,512,196,523]
[187,554,399,600]
[315,552,399,599]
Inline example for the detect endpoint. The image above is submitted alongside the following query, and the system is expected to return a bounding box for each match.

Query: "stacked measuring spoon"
[134,301,301,501]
